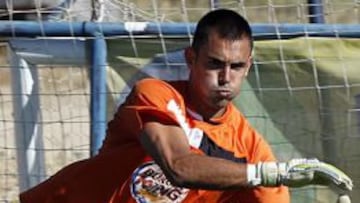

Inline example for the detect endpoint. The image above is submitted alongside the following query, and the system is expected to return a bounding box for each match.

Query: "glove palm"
[248,158,353,192]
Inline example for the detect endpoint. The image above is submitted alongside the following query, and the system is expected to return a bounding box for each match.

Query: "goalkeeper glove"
[247,158,353,192]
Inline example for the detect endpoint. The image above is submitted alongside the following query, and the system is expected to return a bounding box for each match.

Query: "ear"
[244,56,253,77]
[184,47,195,69]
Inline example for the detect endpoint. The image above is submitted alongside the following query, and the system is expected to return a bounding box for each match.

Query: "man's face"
[186,32,252,113]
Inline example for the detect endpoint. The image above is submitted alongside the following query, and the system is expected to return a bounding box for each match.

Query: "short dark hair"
[192,9,253,53]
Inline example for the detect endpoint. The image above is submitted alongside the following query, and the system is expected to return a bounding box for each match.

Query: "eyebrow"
[208,56,247,68]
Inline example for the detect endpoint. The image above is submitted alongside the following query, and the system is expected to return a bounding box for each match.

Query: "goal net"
[0,0,359,202]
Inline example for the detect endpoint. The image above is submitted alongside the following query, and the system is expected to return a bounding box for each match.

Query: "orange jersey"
[20,78,289,203]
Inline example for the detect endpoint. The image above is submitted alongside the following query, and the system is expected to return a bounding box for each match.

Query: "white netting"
[0,0,359,23]
[0,0,360,202]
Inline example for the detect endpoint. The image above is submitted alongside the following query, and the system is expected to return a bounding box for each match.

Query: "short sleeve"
[102,78,188,150]
[125,78,186,128]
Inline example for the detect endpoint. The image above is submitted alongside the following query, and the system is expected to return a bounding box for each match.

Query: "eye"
[230,62,246,70]
[207,58,225,70]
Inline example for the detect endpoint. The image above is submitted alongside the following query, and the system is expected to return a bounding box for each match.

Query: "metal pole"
[308,0,325,23]
[90,33,107,156]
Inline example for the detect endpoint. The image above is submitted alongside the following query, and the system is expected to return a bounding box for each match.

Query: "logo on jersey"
[130,161,189,203]
[167,99,203,148]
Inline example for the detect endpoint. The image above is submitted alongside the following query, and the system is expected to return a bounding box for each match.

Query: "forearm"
[168,155,353,194]
[167,153,248,190]
[140,122,250,190]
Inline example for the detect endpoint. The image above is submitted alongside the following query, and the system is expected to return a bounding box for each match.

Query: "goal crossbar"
[1,21,360,39]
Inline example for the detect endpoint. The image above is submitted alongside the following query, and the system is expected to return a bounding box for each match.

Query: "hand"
[247,158,353,192]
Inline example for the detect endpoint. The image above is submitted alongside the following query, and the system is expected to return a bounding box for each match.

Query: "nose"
[219,66,231,85]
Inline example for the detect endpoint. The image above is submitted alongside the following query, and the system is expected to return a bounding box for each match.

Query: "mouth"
[216,89,232,98]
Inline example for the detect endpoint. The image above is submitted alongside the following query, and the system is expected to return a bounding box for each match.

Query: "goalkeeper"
[20,9,352,203]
